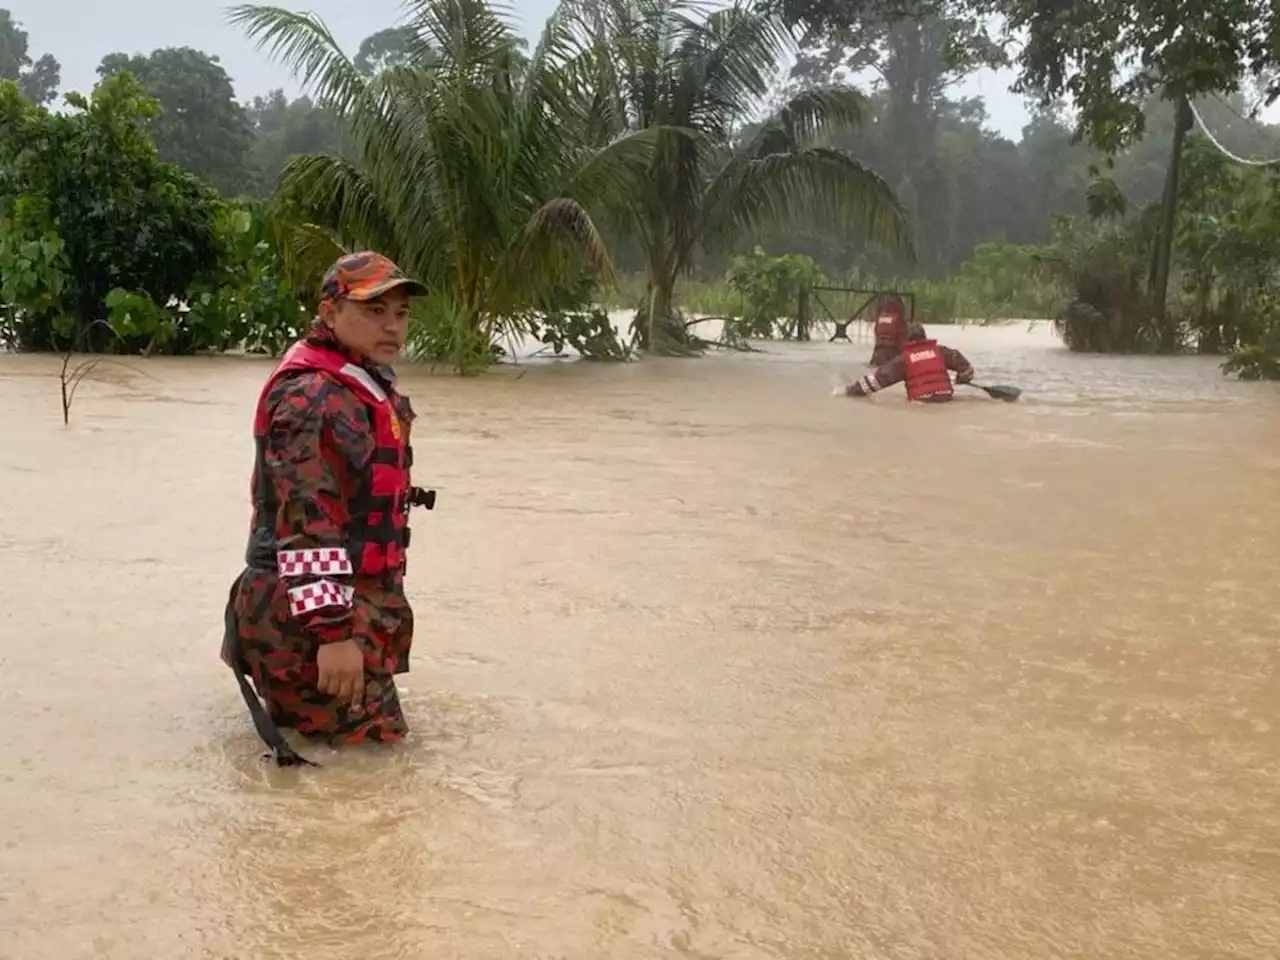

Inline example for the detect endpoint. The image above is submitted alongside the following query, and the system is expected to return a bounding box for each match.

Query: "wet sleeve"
[943,346,974,382]
[262,374,374,645]
[847,356,905,396]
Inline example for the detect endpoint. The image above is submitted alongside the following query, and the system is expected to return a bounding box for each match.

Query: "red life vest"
[874,312,905,347]
[250,338,411,579]
[901,339,953,401]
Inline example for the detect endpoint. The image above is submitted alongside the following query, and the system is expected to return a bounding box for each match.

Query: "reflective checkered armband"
[276,547,355,618]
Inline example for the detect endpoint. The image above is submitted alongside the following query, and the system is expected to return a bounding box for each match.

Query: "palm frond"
[276,153,401,259]
[278,221,349,294]
[702,146,910,255]
[680,1,792,136]
[514,196,617,286]
[564,125,674,208]
[754,85,870,150]
[400,0,520,80]
[519,0,598,112]
[226,5,370,120]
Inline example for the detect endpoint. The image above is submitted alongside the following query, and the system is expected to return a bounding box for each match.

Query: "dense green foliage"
[0,75,225,351]
[724,248,824,343]
[0,73,314,355]
[1039,137,1280,369]
[96,48,259,197]
[982,0,1280,369]
[3,0,1280,379]
[992,0,1280,151]
[228,0,664,372]
[0,9,58,105]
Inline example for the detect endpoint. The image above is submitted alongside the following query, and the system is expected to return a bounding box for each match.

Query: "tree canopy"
[96,47,258,197]
[0,73,226,349]
[0,8,60,105]
[991,0,1280,150]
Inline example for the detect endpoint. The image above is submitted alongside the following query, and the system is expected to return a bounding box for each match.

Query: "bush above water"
[0,76,314,356]
[595,241,1069,332]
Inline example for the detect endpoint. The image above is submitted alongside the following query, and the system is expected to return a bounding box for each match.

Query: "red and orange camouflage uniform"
[846,324,975,400]
[226,326,415,744]
[868,297,909,366]
[846,344,974,397]
[223,253,427,753]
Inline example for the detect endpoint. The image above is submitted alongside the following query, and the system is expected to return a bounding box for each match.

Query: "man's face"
[322,288,412,366]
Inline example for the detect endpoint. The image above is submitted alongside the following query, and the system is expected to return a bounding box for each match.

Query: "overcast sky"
[9,0,1036,139]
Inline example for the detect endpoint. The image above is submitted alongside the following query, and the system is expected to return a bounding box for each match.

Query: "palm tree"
[563,0,910,354]
[227,0,660,371]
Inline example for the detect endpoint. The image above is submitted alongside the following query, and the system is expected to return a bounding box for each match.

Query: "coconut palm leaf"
[702,146,907,253]
[276,153,401,258]
[226,5,377,126]
[230,0,667,369]
[400,0,518,78]
[517,198,615,275]
[679,3,792,137]
[274,220,349,294]
[758,86,872,148]
[553,0,909,351]
[699,84,907,254]
[565,126,676,208]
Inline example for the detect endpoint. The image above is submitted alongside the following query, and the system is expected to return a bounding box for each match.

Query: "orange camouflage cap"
[319,251,428,303]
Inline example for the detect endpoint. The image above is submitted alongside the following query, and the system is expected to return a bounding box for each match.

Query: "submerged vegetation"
[2,0,1280,378]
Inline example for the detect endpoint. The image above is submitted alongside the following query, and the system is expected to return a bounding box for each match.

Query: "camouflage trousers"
[224,569,415,746]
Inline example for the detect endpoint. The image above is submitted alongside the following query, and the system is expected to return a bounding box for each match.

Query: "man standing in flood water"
[837,322,975,403]
[867,294,909,366]
[221,251,434,765]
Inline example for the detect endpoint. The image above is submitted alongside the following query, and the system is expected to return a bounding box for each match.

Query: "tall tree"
[0,73,224,349]
[990,0,1280,346]
[790,1,1003,273]
[97,47,257,197]
[569,0,907,354]
[353,26,419,75]
[228,0,661,370]
[0,8,60,105]
[247,89,350,193]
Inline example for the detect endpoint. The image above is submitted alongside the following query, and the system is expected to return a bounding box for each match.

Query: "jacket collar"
[305,320,398,390]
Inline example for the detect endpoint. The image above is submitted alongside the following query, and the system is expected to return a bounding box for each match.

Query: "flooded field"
[1,320,1278,958]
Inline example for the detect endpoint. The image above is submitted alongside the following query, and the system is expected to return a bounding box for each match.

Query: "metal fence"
[795,287,916,342]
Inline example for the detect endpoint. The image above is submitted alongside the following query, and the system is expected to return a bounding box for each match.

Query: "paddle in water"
[963,382,1021,401]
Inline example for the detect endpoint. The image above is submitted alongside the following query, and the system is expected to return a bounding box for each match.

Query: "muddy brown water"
[1,320,1278,959]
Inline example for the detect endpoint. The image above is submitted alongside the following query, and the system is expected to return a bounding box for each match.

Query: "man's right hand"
[317,639,365,710]
[956,368,974,384]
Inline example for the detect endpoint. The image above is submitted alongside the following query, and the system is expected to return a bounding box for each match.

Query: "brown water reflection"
[1,321,1278,958]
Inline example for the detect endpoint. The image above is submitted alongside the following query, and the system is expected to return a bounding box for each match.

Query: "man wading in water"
[836,322,975,403]
[867,294,909,367]
[221,252,435,766]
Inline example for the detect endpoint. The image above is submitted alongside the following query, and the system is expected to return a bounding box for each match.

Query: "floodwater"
[1,319,1278,959]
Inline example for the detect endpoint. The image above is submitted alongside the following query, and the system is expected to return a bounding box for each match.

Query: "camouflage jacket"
[247,325,416,646]
[847,344,974,397]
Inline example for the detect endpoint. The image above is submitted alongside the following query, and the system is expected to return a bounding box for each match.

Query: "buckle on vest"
[409,486,435,510]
